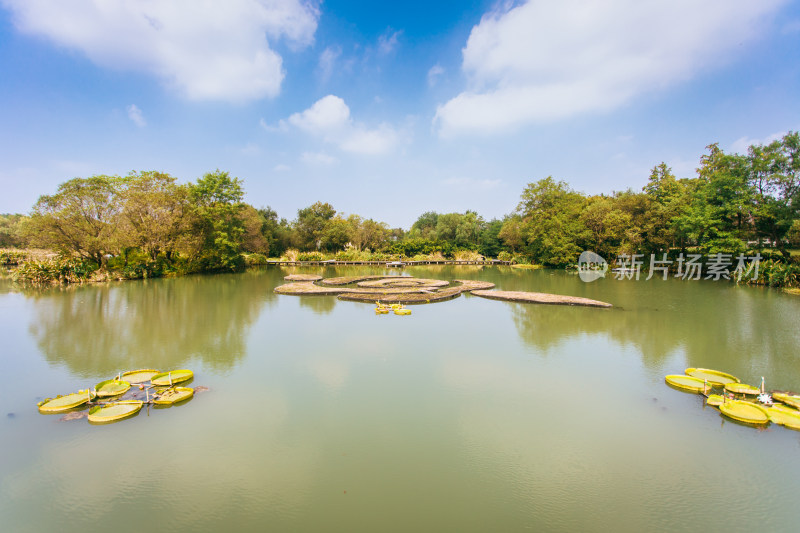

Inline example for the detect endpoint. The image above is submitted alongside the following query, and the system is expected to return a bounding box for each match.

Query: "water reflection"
[298,295,337,315]
[506,272,800,388]
[25,271,278,377]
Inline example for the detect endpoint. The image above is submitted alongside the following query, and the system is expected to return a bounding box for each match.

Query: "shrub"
[243,253,268,266]
[14,257,95,284]
[297,251,324,261]
[497,251,513,262]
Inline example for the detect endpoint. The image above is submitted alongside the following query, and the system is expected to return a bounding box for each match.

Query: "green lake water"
[1,266,800,532]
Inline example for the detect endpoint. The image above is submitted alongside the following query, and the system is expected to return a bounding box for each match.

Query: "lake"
[1,265,799,532]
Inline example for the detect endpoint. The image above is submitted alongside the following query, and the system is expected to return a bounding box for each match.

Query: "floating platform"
[470,290,612,308]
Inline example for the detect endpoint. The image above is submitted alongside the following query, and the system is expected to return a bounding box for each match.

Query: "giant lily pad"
[706,394,725,407]
[153,387,194,406]
[120,369,159,384]
[38,389,96,413]
[724,383,760,395]
[95,379,131,398]
[767,404,800,429]
[151,369,193,387]
[772,392,800,409]
[685,368,740,386]
[87,400,143,424]
[719,400,769,425]
[665,375,710,393]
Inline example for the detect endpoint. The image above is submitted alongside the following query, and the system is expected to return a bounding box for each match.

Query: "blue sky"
[1,0,799,228]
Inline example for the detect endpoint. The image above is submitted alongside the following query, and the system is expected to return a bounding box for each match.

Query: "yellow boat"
[151,369,193,386]
[724,383,760,395]
[94,379,131,398]
[394,308,411,316]
[665,375,709,393]
[153,387,194,405]
[685,368,740,386]
[719,400,769,425]
[38,389,96,413]
[87,400,143,424]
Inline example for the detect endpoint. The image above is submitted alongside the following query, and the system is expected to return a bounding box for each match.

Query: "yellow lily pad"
[706,394,725,406]
[719,400,769,425]
[153,387,194,406]
[38,389,96,413]
[151,369,193,387]
[95,379,131,398]
[685,368,740,386]
[87,400,143,424]
[665,375,710,393]
[120,369,160,384]
[724,383,760,395]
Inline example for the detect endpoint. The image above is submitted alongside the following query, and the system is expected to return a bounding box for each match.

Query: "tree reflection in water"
[26,270,278,377]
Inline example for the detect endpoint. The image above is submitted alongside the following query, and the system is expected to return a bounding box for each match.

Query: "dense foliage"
[4,132,799,286]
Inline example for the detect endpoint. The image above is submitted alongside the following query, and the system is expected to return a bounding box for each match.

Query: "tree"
[27,175,123,266]
[320,216,350,251]
[347,215,389,251]
[498,215,524,253]
[294,201,336,250]
[580,195,632,258]
[188,170,246,271]
[118,171,194,262]
[516,177,588,266]
[478,218,505,257]
[0,213,28,248]
[410,211,438,240]
[240,205,269,254]
[748,132,800,255]
[257,206,292,257]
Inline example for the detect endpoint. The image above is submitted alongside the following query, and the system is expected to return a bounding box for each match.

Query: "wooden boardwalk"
[267,260,512,267]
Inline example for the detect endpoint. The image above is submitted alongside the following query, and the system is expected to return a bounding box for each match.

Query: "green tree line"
[3,132,799,283]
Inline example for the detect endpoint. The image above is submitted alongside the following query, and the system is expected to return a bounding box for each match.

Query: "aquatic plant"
[14,257,95,284]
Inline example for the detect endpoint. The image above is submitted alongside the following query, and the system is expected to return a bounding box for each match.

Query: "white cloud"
[239,142,261,155]
[339,124,398,155]
[318,46,341,83]
[377,29,402,55]
[301,151,338,166]
[442,177,502,190]
[427,64,444,87]
[126,104,146,127]
[287,95,402,155]
[730,131,788,153]
[435,0,787,137]
[273,163,291,172]
[259,118,288,132]
[2,0,319,103]
[288,95,350,132]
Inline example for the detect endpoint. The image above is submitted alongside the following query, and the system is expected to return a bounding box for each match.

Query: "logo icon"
[577,251,607,282]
